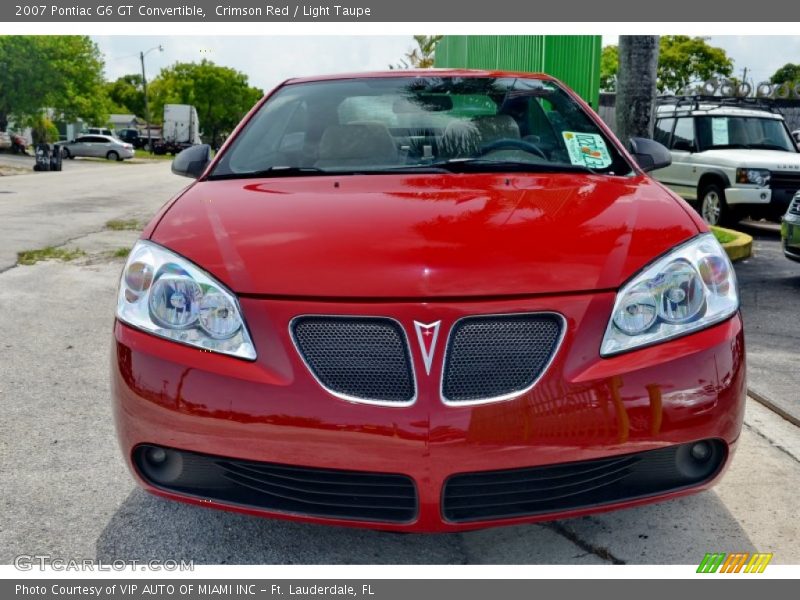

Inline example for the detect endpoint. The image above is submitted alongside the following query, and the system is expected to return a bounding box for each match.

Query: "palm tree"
[391,35,443,69]
[615,36,660,142]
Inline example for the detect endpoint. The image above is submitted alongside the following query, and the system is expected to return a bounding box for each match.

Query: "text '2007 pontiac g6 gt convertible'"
[112,70,745,532]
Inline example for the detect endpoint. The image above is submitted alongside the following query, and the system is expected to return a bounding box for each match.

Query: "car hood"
[150,173,699,298]
[697,149,800,170]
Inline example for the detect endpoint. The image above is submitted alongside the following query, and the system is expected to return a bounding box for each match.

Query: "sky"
[93,36,800,94]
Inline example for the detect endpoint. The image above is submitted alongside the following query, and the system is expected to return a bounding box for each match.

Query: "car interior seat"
[471,114,521,144]
[315,122,398,168]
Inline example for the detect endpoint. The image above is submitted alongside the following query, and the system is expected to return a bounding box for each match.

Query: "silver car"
[58,135,134,161]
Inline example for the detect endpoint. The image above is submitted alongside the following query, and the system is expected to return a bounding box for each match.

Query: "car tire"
[699,183,738,227]
[61,147,72,159]
[107,151,120,161]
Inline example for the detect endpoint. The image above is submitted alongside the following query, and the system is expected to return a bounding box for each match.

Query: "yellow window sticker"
[562,131,612,169]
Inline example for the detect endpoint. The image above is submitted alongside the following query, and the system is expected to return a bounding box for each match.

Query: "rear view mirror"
[394,95,454,113]
[628,137,671,172]
[172,144,211,179]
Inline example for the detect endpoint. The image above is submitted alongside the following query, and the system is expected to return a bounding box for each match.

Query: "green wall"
[434,36,601,108]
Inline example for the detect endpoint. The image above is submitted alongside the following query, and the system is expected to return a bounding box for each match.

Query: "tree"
[600,45,619,92]
[600,36,734,95]
[0,35,108,132]
[149,60,263,148]
[770,63,800,84]
[391,35,443,69]
[106,74,146,117]
[616,36,660,142]
[657,36,733,93]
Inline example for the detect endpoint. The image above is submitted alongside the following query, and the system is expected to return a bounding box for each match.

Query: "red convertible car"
[112,70,745,532]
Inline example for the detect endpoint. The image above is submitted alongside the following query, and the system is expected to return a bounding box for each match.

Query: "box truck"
[152,104,201,155]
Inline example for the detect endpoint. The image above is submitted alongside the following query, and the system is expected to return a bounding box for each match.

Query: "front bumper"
[782,215,800,262]
[112,293,746,532]
[725,186,771,206]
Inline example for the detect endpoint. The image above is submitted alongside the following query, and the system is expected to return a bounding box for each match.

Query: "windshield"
[210,76,632,178]
[696,116,796,152]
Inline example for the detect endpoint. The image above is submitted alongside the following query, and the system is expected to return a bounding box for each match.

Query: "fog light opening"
[674,439,723,480]
[690,441,712,463]
[146,447,167,464]
[137,445,184,485]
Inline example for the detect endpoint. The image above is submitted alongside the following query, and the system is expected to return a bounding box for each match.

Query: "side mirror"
[172,144,211,179]
[628,137,672,172]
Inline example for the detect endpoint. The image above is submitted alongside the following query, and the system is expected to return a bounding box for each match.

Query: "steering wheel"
[475,138,548,160]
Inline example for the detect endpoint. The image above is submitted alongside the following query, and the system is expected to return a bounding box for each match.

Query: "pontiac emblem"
[413,321,442,375]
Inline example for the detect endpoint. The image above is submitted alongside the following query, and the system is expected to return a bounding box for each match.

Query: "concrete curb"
[748,387,800,428]
[711,225,753,262]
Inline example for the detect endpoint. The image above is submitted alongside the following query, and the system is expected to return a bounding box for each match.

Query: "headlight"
[116,240,256,360]
[601,234,738,356]
[736,168,770,187]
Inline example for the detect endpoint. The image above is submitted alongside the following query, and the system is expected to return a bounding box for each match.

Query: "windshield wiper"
[207,166,330,180]
[429,158,601,175]
[710,144,753,150]
[748,143,793,151]
[207,160,603,180]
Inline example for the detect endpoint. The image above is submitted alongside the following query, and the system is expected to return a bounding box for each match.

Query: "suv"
[86,127,116,137]
[651,97,800,226]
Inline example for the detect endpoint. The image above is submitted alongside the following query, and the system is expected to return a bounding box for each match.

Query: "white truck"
[651,96,800,226]
[153,104,201,155]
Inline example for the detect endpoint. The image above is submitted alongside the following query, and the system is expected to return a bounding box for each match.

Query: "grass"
[105,219,141,231]
[134,149,173,161]
[710,226,739,245]
[112,247,131,258]
[17,246,85,265]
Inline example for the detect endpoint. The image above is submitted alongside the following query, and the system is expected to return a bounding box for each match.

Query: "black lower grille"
[291,316,415,404]
[442,440,726,522]
[770,172,800,191]
[134,445,418,523]
[442,314,563,403]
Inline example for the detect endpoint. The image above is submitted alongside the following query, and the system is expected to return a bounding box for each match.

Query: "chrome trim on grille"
[289,315,418,408]
[439,312,567,407]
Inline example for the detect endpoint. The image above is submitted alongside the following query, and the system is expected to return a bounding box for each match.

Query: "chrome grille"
[789,193,800,216]
[442,314,563,403]
[291,316,415,404]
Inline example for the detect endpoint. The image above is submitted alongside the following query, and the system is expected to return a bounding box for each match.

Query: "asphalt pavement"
[734,222,800,424]
[0,163,798,565]
[0,154,187,272]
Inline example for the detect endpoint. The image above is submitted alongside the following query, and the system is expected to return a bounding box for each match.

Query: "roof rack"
[656,95,781,114]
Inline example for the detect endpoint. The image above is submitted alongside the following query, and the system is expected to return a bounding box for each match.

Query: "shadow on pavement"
[95,487,755,564]
[733,229,800,423]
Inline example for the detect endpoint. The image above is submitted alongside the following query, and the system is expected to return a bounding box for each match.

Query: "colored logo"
[697,552,773,573]
[413,321,441,375]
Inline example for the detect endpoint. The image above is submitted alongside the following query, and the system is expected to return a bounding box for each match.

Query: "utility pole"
[140,51,150,152]
[139,45,163,153]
